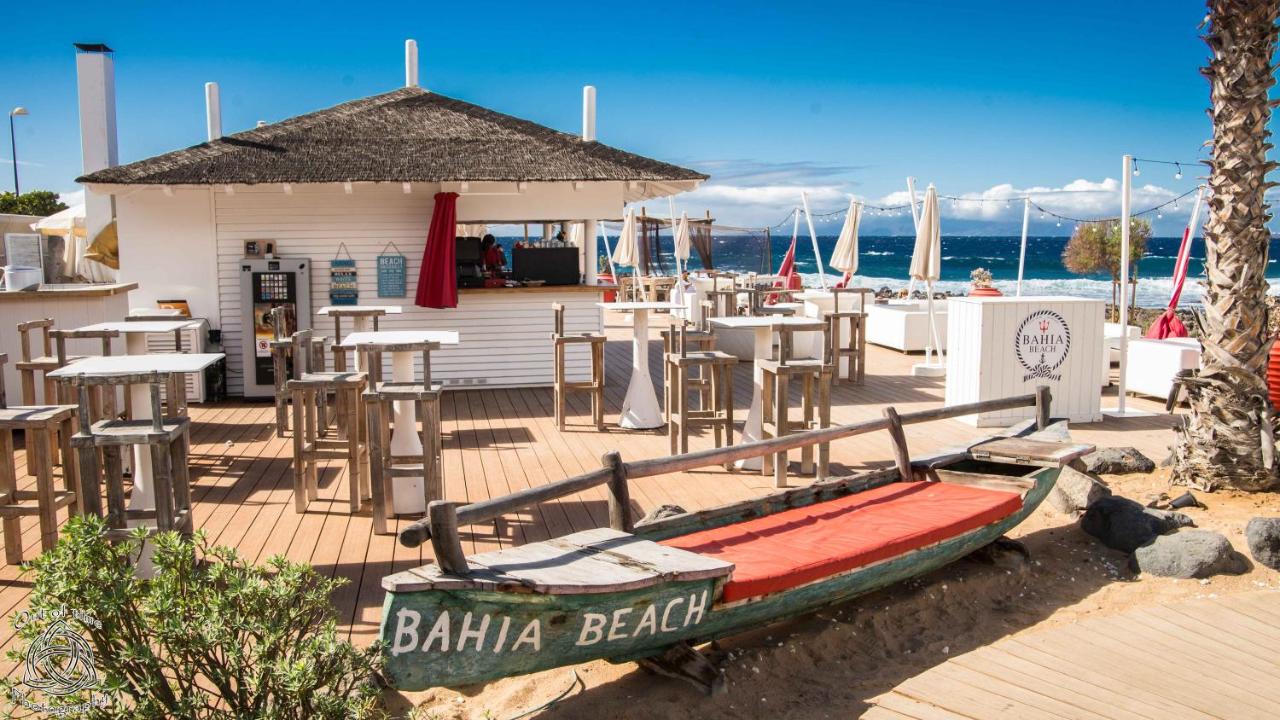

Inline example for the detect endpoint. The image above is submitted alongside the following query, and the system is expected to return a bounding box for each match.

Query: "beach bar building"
[75,42,706,395]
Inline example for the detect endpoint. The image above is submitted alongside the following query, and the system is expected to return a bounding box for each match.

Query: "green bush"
[3,516,385,719]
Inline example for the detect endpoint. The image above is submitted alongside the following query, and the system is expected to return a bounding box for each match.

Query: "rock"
[639,504,687,524]
[1245,518,1280,571]
[1131,530,1250,578]
[1084,447,1156,475]
[1047,465,1111,516]
[1080,496,1165,552]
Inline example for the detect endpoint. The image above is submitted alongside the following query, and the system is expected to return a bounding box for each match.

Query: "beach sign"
[377,245,407,297]
[330,257,359,306]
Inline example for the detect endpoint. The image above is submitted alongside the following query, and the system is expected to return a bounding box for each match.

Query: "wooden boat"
[380,389,1091,692]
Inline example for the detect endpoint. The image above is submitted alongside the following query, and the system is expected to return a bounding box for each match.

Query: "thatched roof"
[78,87,708,188]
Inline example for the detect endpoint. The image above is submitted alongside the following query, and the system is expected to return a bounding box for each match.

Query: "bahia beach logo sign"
[1015,310,1071,382]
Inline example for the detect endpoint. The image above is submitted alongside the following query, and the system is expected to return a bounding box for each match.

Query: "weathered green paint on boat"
[379,464,1058,691]
[381,579,721,689]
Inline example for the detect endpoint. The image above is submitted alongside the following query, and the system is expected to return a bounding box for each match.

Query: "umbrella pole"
[906,177,921,297]
[668,197,681,276]
[1104,155,1142,417]
[1016,198,1030,297]
[800,191,828,289]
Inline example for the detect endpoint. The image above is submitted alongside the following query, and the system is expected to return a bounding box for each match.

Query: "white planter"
[944,295,1104,426]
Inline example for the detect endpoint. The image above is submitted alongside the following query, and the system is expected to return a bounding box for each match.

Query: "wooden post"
[883,406,912,481]
[1035,385,1052,431]
[603,451,633,532]
[429,501,469,574]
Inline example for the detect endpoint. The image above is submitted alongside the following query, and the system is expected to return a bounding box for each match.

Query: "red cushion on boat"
[661,482,1022,603]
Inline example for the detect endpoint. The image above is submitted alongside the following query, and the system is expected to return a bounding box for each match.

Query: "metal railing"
[401,387,1052,574]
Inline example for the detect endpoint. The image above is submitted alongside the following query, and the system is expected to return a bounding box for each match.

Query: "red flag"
[416,192,459,309]
[768,237,801,303]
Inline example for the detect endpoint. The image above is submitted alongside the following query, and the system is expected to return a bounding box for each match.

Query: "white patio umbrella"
[829,198,861,279]
[673,211,691,274]
[611,208,642,301]
[909,185,945,376]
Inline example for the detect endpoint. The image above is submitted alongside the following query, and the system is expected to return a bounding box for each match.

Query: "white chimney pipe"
[205,82,222,141]
[405,39,419,88]
[76,44,118,174]
[75,43,118,250]
[582,85,596,142]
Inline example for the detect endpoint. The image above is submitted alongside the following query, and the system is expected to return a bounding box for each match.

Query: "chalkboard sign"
[377,252,406,298]
[329,257,358,305]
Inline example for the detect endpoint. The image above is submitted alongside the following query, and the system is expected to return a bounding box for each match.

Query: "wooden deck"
[0,314,1179,673]
[865,590,1280,720]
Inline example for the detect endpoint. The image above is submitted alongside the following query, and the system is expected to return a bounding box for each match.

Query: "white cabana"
[909,185,945,376]
[29,203,117,282]
[829,198,861,279]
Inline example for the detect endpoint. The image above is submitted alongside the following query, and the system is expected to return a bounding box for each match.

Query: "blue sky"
[0,1,1252,234]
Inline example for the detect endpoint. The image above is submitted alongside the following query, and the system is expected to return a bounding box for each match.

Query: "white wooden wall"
[945,297,1104,426]
[212,185,602,396]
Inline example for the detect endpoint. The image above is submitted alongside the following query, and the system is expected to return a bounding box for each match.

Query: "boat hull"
[380,466,1056,689]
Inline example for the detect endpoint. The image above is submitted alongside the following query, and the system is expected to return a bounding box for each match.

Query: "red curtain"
[416,192,459,309]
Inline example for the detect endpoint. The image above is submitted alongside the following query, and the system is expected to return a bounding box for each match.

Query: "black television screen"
[455,236,482,263]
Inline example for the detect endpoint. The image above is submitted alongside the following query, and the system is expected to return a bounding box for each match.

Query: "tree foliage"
[3,516,386,719]
[1060,218,1151,283]
[0,191,68,217]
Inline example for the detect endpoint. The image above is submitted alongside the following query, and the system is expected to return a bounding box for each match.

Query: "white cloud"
[57,189,84,206]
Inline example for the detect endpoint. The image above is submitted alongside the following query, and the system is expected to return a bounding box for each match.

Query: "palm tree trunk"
[1174,0,1280,492]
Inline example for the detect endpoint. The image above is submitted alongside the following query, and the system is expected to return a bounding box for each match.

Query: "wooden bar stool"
[0,354,79,563]
[666,325,737,454]
[287,330,368,515]
[268,307,330,438]
[50,328,120,420]
[550,302,606,431]
[360,342,442,535]
[760,322,832,487]
[827,288,870,385]
[327,308,386,372]
[660,301,717,420]
[71,371,193,538]
[16,319,82,405]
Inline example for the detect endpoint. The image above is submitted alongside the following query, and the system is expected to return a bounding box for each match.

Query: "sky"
[0,0,1263,235]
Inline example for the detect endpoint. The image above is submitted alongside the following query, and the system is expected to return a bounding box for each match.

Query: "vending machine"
[239,257,311,398]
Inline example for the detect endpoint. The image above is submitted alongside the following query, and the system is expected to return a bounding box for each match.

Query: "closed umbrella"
[673,212,691,273]
[830,198,861,286]
[611,208,642,301]
[909,185,944,375]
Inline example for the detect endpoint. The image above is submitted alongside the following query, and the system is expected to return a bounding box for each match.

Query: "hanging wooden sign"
[329,244,358,305]
[377,242,407,298]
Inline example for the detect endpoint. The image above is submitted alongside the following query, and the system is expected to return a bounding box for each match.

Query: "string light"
[1174,162,1183,181]
[1132,160,1140,177]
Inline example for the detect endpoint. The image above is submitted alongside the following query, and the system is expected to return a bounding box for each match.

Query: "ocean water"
[654,235,1280,307]
[496,234,1280,307]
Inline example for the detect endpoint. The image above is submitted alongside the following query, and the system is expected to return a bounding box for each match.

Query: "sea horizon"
[495,233,1280,308]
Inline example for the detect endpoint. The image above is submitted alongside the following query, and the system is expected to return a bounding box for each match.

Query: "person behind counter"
[480,234,506,272]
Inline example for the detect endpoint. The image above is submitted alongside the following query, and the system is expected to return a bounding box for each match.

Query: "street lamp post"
[9,107,28,196]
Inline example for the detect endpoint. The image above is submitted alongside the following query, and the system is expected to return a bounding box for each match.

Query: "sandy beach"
[395,466,1280,720]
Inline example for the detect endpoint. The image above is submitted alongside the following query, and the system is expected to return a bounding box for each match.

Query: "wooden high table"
[710,315,826,471]
[598,302,682,429]
[49,352,223,512]
[340,330,459,515]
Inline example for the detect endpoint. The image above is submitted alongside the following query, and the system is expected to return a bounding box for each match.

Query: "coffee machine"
[455,236,485,288]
